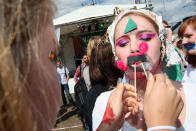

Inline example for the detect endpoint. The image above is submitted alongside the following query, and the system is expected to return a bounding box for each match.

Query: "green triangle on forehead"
[124,17,137,34]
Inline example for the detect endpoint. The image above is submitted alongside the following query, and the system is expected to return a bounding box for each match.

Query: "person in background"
[56,60,74,108]
[162,20,184,81]
[74,54,89,129]
[83,36,102,91]
[178,16,196,85]
[74,54,88,83]
[0,0,60,130]
[162,20,173,43]
[85,36,123,131]
[174,39,188,69]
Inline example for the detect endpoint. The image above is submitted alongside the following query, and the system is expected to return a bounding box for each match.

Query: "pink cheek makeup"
[127,42,149,57]
[115,37,129,47]
[139,42,148,54]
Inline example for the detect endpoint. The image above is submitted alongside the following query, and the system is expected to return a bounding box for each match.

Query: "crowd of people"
[0,0,196,131]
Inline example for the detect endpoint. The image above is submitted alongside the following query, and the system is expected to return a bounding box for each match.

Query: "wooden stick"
[141,63,147,78]
[134,63,137,97]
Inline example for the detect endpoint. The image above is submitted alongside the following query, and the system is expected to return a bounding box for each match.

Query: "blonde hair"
[87,36,102,60]
[0,0,56,131]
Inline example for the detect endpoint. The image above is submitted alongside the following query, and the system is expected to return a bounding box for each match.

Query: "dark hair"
[83,53,87,57]
[89,39,122,87]
[163,20,169,26]
[186,54,196,68]
[176,39,183,49]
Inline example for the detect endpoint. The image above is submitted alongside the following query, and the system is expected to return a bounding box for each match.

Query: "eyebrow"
[183,33,193,36]
[115,30,154,42]
[136,30,153,34]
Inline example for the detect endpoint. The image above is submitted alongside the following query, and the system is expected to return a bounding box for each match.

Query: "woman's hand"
[97,78,137,131]
[143,73,184,128]
[123,83,138,117]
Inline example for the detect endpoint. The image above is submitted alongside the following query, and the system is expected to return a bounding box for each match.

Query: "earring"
[160,41,166,60]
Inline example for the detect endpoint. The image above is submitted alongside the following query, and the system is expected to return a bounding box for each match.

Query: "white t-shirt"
[57,66,69,85]
[83,66,91,91]
[92,85,196,131]
[182,64,196,86]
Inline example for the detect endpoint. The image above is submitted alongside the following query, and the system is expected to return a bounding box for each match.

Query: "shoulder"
[83,66,89,73]
[84,65,89,70]
[57,67,62,72]
[92,90,114,131]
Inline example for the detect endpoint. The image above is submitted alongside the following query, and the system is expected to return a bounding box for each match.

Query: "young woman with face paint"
[92,9,188,131]
[178,16,196,86]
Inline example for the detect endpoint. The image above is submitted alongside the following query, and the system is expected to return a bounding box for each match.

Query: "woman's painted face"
[114,15,161,78]
[182,25,196,55]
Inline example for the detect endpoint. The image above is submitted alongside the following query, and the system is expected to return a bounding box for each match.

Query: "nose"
[129,36,140,54]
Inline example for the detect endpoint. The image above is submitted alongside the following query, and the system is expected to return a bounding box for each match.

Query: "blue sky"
[55,0,195,23]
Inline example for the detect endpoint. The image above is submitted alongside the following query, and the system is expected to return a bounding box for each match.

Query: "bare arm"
[66,74,69,84]
[74,66,80,83]
[95,79,138,131]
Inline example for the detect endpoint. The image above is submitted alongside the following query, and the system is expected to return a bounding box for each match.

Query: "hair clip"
[164,25,171,28]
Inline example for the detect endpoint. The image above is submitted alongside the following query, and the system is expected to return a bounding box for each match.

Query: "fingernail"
[123,76,130,84]
[147,72,150,78]
[130,101,137,106]
[117,78,122,83]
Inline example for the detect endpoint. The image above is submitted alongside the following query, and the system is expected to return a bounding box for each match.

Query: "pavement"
[53,86,87,131]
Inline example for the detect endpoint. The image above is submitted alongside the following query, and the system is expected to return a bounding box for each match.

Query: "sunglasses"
[183,43,196,51]
[164,25,171,28]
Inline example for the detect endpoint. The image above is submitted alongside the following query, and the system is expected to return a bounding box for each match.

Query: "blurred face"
[27,23,60,130]
[56,61,62,68]
[83,55,88,63]
[182,25,196,55]
[114,14,161,79]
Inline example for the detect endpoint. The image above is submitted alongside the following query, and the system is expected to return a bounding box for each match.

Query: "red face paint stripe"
[101,104,115,126]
